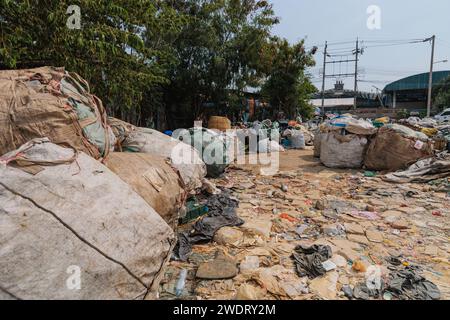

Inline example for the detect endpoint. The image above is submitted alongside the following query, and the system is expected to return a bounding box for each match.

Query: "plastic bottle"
[175,269,188,297]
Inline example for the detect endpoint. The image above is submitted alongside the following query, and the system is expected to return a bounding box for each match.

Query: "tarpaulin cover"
[382,152,450,183]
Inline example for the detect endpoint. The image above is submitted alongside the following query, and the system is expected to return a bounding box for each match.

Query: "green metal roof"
[384,71,450,92]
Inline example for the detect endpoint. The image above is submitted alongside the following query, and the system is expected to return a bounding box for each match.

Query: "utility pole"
[426,35,436,117]
[321,41,328,115]
[353,38,359,109]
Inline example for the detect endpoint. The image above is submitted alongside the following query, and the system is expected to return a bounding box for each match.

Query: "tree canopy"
[260,38,316,119]
[434,76,450,111]
[0,0,317,128]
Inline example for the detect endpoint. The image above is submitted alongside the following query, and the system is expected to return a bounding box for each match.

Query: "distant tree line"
[0,0,317,129]
[434,76,450,112]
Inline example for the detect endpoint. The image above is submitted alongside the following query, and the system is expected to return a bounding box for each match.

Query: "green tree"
[433,76,450,112]
[0,0,179,123]
[1,0,303,128]
[163,0,279,127]
[260,37,316,119]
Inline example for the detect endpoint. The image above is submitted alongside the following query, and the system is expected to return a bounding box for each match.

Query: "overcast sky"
[269,0,450,92]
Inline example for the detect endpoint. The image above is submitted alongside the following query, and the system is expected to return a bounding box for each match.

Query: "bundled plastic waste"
[179,128,232,178]
[0,138,175,299]
[320,131,368,168]
[282,129,305,149]
[108,118,207,191]
[317,115,375,168]
[105,152,186,229]
[328,116,377,135]
[402,117,438,128]
[296,125,315,146]
[0,67,115,159]
[365,124,433,171]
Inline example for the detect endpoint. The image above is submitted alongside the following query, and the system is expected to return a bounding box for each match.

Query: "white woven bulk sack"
[0,138,174,300]
[124,128,207,191]
[320,132,368,168]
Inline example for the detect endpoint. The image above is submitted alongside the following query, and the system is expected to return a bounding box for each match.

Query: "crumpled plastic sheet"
[386,267,441,300]
[352,257,441,300]
[353,282,384,300]
[173,192,244,261]
[383,151,450,183]
[291,245,332,279]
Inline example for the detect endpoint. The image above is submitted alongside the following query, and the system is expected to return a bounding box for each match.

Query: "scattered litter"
[175,269,188,297]
[349,210,380,220]
[292,245,333,279]
[322,260,337,272]
[386,266,441,300]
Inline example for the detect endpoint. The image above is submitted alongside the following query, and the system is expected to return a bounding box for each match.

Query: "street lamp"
[434,59,448,64]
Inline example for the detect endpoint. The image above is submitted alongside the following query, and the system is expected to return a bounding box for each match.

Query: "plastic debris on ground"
[173,191,244,261]
[160,147,449,301]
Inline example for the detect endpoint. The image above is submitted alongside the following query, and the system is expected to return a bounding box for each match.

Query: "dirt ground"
[160,149,450,300]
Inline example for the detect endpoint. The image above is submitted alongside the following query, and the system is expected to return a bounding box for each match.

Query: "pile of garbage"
[364,124,433,171]
[246,119,316,152]
[0,66,115,159]
[1,67,448,301]
[108,117,207,191]
[0,67,210,299]
[398,117,450,152]
[314,114,445,172]
[159,149,448,300]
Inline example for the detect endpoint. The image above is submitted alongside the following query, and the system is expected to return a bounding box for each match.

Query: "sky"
[269,0,450,92]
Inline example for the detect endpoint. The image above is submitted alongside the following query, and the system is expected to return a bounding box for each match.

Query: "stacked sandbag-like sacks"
[105,152,186,229]
[108,117,207,191]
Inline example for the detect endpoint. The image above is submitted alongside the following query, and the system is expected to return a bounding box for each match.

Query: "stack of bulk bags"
[108,118,207,192]
[0,67,115,159]
[0,139,174,300]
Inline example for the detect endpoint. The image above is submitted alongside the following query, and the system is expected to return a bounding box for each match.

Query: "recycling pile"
[314,115,444,172]
[316,116,377,169]
[0,139,174,299]
[158,149,448,301]
[1,66,448,301]
[108,118,207,192]
[0,67,208,300]
[0,66,115,159]
[399,117,450,152]
[364,124,433,171]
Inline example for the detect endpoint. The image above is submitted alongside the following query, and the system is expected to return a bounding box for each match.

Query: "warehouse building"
[383,70,450,112]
